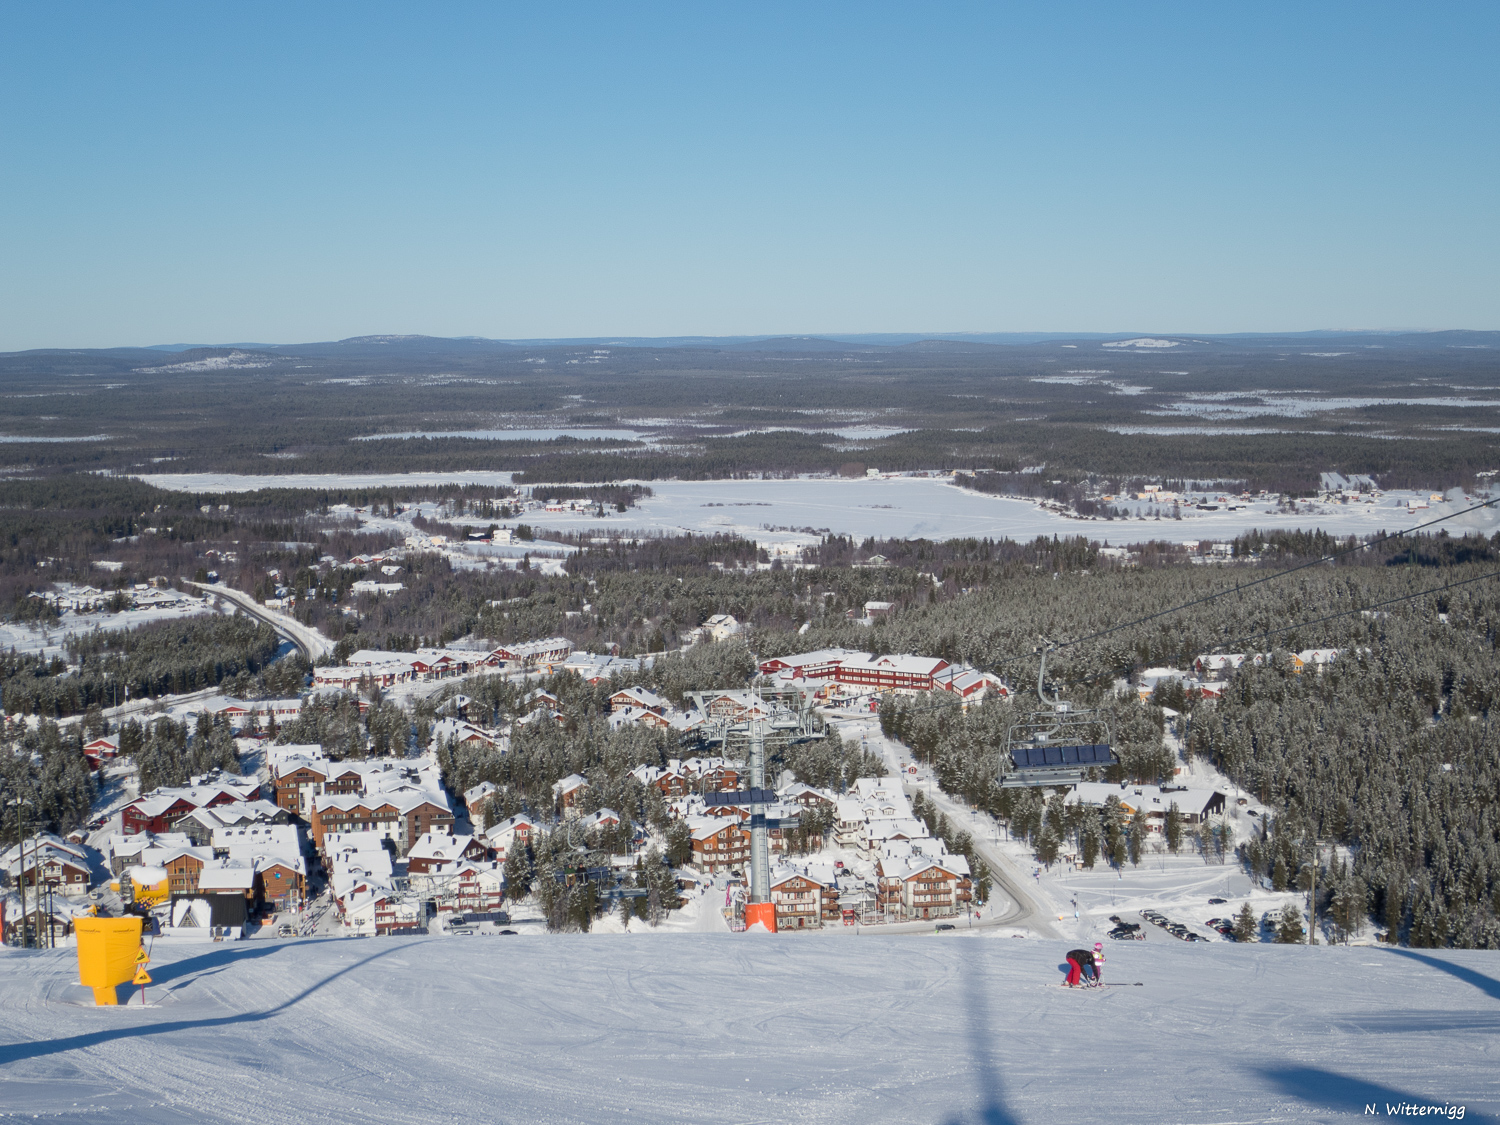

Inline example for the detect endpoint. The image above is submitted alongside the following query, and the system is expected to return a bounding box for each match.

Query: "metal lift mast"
[692,686,823,931]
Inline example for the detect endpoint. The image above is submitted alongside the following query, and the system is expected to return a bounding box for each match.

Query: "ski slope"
[2,935,1495,1123]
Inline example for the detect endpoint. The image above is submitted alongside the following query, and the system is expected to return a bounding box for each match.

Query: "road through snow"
[832,712,1061,940]
[2,936,1496,1124]
[189,582,335,662]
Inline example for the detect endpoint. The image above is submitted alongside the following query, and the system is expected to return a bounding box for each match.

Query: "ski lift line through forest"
[1049,493,1500,658]
[878,565,1500,722]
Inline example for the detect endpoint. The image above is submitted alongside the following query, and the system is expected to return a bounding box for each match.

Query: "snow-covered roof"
[197,863,257,892]
[838,652,949,676]
[1068,781,1225,817]
[687,815,742,842]
[778,781,835,804]
[407,832,475,864]
[610,685,667,709]
[577,808,621,831]
[484,813,538,843]
[464,781,498,806]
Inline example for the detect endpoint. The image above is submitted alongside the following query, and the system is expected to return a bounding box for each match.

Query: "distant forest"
[1,333,1498,494]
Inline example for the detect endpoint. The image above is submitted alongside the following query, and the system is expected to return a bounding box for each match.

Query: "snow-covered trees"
[1232,902,1257,943]
[0,721,95,837]
[1275,904,1305,944]
[1,615,281,718]
[127,713,238,793]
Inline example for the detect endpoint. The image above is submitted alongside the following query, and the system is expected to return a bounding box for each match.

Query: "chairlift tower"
[999,640,1114,789]
[695,688,823,931]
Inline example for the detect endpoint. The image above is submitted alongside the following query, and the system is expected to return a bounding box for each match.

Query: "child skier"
[1087,942,1105,986]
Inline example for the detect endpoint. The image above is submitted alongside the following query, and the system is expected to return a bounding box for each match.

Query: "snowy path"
[2,937,1496,1123]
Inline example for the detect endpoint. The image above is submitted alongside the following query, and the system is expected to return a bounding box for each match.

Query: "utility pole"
[1306,837,1328,947]
[6,797,33,949]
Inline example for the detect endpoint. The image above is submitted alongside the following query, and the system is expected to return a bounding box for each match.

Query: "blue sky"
[1,3,1496,348]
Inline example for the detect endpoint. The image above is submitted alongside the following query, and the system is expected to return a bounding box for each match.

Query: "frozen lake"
[135,473,1498,546]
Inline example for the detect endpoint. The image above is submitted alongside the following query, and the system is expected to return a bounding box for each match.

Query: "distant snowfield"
[0,598,221,659]
[2,937,1496,1123]
[136,474,1497,546]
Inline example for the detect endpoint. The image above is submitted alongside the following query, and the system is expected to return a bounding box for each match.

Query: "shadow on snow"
[1,939,423,1066]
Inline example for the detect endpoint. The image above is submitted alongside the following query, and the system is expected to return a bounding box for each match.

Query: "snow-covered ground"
[135,473,1499,548]
[831,712,1325,949]
[0,596,221,660]
[3,933,1496,1123]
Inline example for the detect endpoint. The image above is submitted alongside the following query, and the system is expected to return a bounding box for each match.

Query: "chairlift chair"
[999,641,1114,789]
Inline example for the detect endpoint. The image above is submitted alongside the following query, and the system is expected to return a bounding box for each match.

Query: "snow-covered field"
[0,597,221,659]
[136,474,1500,547]
[2,935,1496,1124]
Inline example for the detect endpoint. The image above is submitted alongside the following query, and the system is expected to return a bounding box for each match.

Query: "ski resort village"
[4,585,1498,1123]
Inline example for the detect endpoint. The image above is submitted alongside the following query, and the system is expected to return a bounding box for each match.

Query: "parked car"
[277,923,295,938]
[934,923,956,932]
[498,929,517,936]
[449,926,475,936]
[1184,932,1208,942]
[1208,897,1227,905]
[1108,926,1144,941]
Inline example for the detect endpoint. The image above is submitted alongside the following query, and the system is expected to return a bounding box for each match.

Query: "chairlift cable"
[1049,493,1500,656]
[873,564,1500,720]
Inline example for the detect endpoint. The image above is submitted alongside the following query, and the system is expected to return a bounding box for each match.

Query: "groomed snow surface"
[2,936,1496,1124]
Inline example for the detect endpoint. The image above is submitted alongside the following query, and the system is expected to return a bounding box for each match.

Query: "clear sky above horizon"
[2,3,1496,350]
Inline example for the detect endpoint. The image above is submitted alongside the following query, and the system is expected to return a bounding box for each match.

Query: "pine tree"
[1165,802,1182,853]
[1127,810,1146,866]
[1276,904,1305,944]
[502,843,533,902]
[972,858,992,904]
[1036,822,1061,867]
[1080,816,1101,870]
[1272,854,1289,892]
[1330,875,1368,944]
[1232,901,1257,943]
